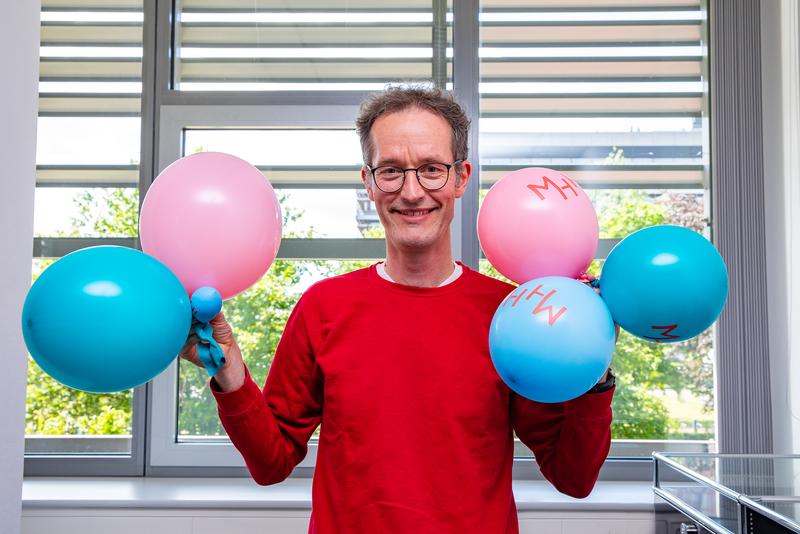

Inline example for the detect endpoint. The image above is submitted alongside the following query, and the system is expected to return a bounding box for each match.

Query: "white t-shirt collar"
[376,261,463,287]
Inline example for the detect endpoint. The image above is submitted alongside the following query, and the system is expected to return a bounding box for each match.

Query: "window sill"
[22,477,667,512]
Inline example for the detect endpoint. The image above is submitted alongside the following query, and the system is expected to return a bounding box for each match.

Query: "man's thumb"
[208,311,234,344]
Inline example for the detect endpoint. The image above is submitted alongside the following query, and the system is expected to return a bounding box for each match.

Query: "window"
[29,0,720,479]
[167,127,381,455]
[26,0,145,473]
[478,0,712,457]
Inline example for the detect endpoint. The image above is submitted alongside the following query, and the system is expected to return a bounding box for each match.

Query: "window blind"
[478,0,705,189]
[38,0,143,188]
[175,0,452,91]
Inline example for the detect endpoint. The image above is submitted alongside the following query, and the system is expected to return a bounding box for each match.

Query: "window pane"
[174,2,453,91]
[29,0,145,459]
[183,129,361,167]
[34,187,139,238]
[177,259,377,441]
[479,0,711,455]
[590,189,706,239]
[479,187,716,454]
[37,117,141,166]
[183,129,384,238]
[280,189,380,239]
[25,259,133,455]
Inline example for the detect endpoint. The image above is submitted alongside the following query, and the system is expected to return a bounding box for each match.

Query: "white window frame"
[29,0,774,481]
[149,104,369,469]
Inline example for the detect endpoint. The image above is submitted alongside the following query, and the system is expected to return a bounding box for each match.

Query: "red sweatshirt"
[210,263,614,533]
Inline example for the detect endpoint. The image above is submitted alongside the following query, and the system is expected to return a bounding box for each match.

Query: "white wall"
[762,0,800,454]
[21,509,668,534]
[0,1,40,533]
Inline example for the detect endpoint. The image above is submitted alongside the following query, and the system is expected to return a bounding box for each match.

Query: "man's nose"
[400,169,425,200]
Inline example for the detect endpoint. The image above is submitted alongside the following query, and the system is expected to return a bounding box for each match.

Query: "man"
[180,86,615,533]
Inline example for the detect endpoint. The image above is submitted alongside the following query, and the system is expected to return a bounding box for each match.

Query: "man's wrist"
[587,368,615,394]
[212,365,246,392]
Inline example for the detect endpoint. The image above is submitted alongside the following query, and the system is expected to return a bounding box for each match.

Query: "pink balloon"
[140,152,282,300]
[478,167,598,284]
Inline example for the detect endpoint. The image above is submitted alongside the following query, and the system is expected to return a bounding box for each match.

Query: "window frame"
[23,385,147,476]
[24,0,151,476]
[28,0,771,482]
[148,104,378,473]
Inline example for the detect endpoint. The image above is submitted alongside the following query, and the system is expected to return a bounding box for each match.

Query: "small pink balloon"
[140,152,282,300]
[478,167,598,284]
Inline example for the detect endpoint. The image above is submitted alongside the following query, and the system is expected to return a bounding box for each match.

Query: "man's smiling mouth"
[393,208,436,217]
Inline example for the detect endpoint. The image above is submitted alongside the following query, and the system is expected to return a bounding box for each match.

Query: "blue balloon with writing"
[599,225,728,344]
[489,276,615,403]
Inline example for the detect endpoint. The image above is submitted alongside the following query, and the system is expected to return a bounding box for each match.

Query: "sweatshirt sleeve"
[511,386,614,498]
[210,296,323,486]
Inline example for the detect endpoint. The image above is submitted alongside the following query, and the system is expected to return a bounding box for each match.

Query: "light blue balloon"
[600,225,728,343]
[191,286,222,323]
[22,246,191,393]
[489,276,615,403]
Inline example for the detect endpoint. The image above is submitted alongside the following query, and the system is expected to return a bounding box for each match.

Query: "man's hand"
[179,312,246,392]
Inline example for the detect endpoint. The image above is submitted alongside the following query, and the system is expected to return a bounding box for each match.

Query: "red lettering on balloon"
[643,324,680,343]
[502,284,567,326]
[526,175,580,201]
[526,284,546,300]
[531,288,567,326]
[559,176,578,197]
[502,288,529,308]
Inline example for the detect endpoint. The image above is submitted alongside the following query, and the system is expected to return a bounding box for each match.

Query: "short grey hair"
[355,85,470,167]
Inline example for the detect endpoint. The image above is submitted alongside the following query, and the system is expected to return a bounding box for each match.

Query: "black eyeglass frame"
[366,159,464,193]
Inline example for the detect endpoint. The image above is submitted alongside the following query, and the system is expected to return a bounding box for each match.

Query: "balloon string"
[192,322,225,378]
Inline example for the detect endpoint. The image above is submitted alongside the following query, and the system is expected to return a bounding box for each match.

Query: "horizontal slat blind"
[42,0,141,7]
[478,0,705,189]
[175,1,452,91]
[37,0,143,188]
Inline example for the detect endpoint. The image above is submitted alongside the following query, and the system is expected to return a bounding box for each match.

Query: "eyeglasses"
[367,160,464,193]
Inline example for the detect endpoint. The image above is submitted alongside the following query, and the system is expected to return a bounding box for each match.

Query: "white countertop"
[22,477,665,512]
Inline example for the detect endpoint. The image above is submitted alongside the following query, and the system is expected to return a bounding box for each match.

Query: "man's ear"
[361,166,375,201]
[454,160,472,199]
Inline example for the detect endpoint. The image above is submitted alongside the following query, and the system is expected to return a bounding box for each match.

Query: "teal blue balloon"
[22,246,191,393]
[489,276,615,403]
[600,225,728,343]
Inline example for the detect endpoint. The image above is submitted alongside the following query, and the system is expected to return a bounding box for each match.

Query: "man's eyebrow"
[373,158,402,166]
[374,156,450,166]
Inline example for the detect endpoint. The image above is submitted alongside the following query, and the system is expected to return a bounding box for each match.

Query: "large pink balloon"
[478,167,598,284]
[140,152,282,300]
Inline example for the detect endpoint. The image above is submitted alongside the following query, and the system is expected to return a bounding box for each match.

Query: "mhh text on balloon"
[478,168,599,284]
[600,225,729,343]
[139,151,282,301]
[489,276,616,403]
[21,246,192,393]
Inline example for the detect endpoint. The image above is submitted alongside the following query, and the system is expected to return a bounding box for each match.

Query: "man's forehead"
[369,112,453,162]
[371,145,451,165]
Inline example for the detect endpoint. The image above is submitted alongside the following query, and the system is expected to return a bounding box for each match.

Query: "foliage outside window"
[29,180,714,446]
[26,189,138,445]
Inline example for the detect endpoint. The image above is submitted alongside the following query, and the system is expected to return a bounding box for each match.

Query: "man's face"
[361,107,471,252]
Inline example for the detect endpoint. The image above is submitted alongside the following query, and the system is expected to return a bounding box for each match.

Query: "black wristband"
[587,368,615,394]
